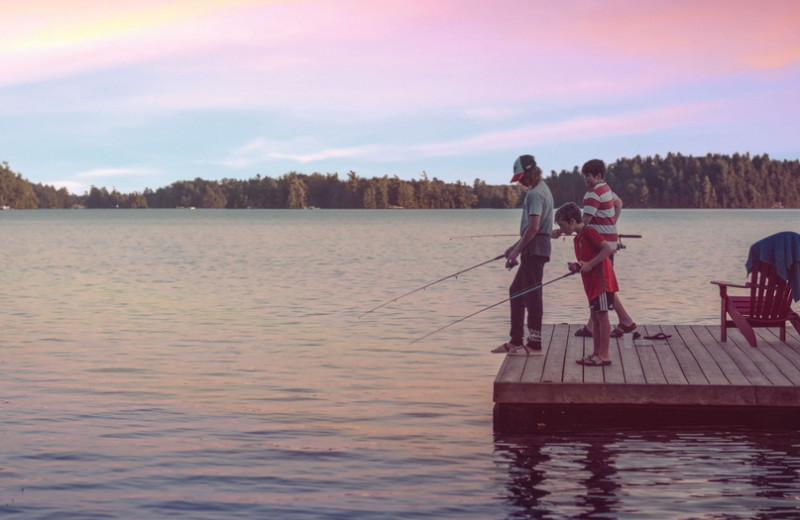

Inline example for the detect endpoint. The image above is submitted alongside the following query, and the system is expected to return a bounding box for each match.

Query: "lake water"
[1,208,799,519]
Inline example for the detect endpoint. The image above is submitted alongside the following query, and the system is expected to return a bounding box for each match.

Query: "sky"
[1,0,799,195]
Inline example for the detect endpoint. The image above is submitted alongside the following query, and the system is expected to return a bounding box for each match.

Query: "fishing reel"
[568,261,584,273]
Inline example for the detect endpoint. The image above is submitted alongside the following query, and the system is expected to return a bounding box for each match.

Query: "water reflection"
[494,428,800,519]
[579,439,620,517]
[495,431,620,519]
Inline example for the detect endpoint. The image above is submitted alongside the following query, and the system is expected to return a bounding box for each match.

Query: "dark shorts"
[589,292,616,312]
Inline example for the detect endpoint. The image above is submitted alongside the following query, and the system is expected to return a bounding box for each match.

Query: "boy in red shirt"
[555,202,618,366]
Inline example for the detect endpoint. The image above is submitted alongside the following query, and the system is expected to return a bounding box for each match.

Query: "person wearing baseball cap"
[510,154,538,183]
[492,154,554,355]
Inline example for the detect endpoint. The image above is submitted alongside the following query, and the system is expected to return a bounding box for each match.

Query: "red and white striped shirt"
[582,182,618,249]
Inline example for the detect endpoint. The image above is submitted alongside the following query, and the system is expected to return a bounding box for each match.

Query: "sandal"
[576,355,612,367]
[643,333,672,340]
[610,323,638,338]
[510,344,538,356]
[574,326,592,337]
[491,342,523,354]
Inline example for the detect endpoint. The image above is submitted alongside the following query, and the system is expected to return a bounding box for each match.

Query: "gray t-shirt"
[519,180,554,258]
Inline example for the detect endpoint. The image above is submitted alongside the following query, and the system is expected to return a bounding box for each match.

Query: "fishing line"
[411,270,578,343]
[359,254,505,318]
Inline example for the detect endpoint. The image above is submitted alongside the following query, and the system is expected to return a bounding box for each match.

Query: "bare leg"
[591,309,611,361]
[613,293,634,328]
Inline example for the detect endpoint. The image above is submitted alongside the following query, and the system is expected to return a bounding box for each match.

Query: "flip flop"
[491,342,523,354]
[610,323,638,338]
[611,330,641,339]
[510,344,539,356]
[576,355,611,367]
[574,326,592,337]
[643,333,672,340]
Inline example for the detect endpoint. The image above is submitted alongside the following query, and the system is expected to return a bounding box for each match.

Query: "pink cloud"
[219,100,724,167]
[409,102,720,157]
[0,0,267,86]
[562,0,800,74]
[2,0,798,112]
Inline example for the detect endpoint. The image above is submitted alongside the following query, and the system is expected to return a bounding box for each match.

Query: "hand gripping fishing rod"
[411,270,578,343]
[359,254,506,318]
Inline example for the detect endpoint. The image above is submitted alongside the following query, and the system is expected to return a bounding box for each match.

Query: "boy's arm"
[579,240,613,274]
[581,188,595,227]
[612,192,622,223]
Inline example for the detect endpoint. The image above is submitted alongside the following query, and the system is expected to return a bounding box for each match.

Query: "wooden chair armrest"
[710,280,749,289]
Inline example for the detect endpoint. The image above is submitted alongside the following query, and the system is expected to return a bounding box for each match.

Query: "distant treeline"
[0,161,76,209]
[2,153,799,210]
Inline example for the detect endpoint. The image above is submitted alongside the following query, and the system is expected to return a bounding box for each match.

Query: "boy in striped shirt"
[581,159,617,247]
[580,159,637,338]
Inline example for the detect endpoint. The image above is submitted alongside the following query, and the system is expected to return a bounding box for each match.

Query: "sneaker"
[525,329,543,355]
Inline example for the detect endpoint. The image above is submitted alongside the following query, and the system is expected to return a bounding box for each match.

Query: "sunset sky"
[2,0,798,194]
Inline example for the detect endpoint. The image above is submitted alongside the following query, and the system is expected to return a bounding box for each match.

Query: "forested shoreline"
[1,153,799,210]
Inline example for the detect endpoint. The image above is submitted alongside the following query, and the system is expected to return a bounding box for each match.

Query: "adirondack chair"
[711,232,800,348]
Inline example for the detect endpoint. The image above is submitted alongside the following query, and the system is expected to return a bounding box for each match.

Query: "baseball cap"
[511,155,537,182]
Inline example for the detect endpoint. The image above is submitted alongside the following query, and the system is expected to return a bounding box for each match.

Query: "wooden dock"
[494,324,800,428]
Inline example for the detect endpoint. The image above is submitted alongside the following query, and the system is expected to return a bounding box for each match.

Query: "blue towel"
[745,231,800,302]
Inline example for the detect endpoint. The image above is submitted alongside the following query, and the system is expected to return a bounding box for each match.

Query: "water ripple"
[2,209,799,519]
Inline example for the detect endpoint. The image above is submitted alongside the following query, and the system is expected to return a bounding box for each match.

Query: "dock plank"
[563,329,588,383]
[751,329,800,385]
[757,326,800,369]
[693,325,751,385]
[643,325,688,385]
[660,324,708,385]
[603,336,626,384]
[675,325,731,385]
[495,355,525,384]
[721,328,782,386]
[618,331,646,384]
[519,324,554,384]
[493,324,800,413]
[540,323,570,383]
[637,343,667,384]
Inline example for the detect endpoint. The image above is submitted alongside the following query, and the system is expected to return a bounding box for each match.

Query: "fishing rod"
[449,234,517,240]
[359,254,506,318]
[616,234,641,249]
[449,233,642,240]
[410,270,578,343]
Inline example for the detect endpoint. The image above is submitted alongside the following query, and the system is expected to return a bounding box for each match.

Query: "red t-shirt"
[574,227,619,301]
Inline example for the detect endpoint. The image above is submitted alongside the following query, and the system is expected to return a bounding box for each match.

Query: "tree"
[0,162,38,208]
[286,173,307,209]
[3,154,800,210]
